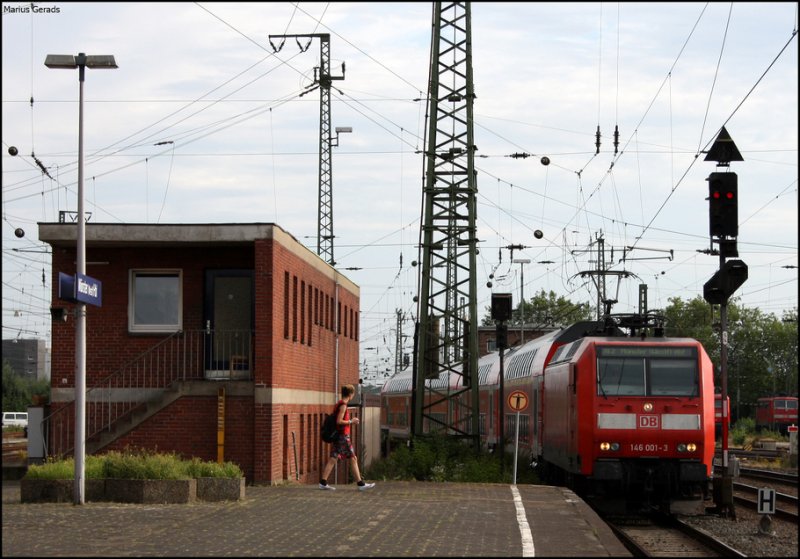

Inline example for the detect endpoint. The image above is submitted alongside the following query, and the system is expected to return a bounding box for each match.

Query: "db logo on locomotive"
[639,415,659,428]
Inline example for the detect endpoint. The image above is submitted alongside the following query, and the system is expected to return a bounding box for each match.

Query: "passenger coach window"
[596,346,698,397]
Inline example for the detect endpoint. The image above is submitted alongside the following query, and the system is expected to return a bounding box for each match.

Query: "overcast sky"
[2,2,797,384]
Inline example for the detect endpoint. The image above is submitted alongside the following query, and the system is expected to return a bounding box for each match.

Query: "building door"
[204,270,253,379]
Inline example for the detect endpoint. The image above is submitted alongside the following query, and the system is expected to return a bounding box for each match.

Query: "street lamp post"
[45,52,117,505]
[512,259,530,344]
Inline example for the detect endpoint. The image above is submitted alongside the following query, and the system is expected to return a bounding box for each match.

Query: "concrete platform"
[2,480,630,556]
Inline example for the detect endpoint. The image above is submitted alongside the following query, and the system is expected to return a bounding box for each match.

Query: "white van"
[2,411,28,430]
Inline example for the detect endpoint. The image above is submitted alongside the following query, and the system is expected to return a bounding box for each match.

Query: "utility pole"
[413,2,480,450]
[268,33,345,265]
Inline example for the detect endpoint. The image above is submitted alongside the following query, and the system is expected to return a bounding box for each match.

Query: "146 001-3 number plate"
[629,443,669,452]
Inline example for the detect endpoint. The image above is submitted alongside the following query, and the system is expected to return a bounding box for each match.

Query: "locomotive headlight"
[643,402,654,412]
[600,442,610,451]
[599,442,620,451]
[686,443,697,452]
[677,443,687,452]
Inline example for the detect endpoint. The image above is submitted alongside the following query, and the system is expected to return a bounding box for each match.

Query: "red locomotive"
[381,318,715,512]
[755,396,799,435]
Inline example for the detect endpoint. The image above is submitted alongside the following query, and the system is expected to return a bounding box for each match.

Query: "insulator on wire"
[613,125,619,155]
[595,125,601,155]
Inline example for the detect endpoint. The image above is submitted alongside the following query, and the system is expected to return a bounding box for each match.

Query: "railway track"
[733,483,798,521]
[2,438,26,464]
[714,464,798,520]
[606,512,746,557]
[716,447,787,461]
[737,466,798,488]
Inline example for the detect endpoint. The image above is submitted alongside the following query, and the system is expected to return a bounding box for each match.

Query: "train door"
[567,363,579,472]
[532,376,543,457]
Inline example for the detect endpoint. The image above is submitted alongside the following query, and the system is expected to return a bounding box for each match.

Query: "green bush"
[366,434,541,484]
[23,450,242,480]
[185,456,243,478]
[730,416,787,446]
[102,450,188,480]
[730,417,755,446]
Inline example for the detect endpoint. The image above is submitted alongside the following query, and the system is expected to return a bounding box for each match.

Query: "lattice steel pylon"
[268,33,344,265]
[412,2,480,449]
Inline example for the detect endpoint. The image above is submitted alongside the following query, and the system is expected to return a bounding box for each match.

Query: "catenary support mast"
[413,2,480,450]
[268,33,344,265]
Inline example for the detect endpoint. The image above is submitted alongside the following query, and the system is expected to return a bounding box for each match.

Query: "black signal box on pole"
[491,293,513,321]
[708,172,738,238]
[703,259,748,305]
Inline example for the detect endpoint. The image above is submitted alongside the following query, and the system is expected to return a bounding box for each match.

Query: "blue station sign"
[58,272,102,307]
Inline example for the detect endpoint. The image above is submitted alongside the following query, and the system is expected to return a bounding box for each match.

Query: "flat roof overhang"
[38,222,360,293]
[38,222,284,248]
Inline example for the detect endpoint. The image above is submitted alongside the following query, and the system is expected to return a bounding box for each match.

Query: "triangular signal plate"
[705,126,744,163]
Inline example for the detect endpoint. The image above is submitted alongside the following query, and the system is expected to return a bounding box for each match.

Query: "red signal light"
[707,172,738,238]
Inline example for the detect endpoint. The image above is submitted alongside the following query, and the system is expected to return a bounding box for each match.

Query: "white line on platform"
[510,484,535,557]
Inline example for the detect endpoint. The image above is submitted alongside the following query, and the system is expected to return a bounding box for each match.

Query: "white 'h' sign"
[757,488,776,515]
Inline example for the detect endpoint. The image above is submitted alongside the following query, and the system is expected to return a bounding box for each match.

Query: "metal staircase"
[42,329,253,459]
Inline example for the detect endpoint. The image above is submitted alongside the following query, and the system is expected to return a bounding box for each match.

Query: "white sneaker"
[358,482,375,491]
[319,483,336,490]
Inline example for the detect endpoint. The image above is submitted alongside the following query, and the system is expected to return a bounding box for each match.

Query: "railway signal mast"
[268,33,346,265]
[702,126,747,519]
[412,1,481,450]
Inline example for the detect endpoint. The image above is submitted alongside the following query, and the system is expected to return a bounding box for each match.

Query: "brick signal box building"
[39,222,360,485]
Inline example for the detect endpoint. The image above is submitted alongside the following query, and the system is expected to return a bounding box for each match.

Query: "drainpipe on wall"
[334,277,340,398]
[333,275,340,482]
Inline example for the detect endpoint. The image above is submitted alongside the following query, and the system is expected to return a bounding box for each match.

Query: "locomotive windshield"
[596,346,699,397]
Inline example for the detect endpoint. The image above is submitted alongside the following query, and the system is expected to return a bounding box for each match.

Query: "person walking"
[320,384,375,491]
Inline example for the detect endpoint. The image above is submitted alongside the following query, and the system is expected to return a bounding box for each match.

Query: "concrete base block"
[20,477,245,503]
[20,479,105,503]
[196,477,245,501]
[104,478,196,504]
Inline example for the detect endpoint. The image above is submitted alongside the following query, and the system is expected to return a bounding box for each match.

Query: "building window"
[129,270,182,333]
[308,283,313,346]
[314,287,319,325]
[324,293,329,329]
[349,308,354,339]
[300,280,306,344]
[284,272,290,339]
[292,276,298,342]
